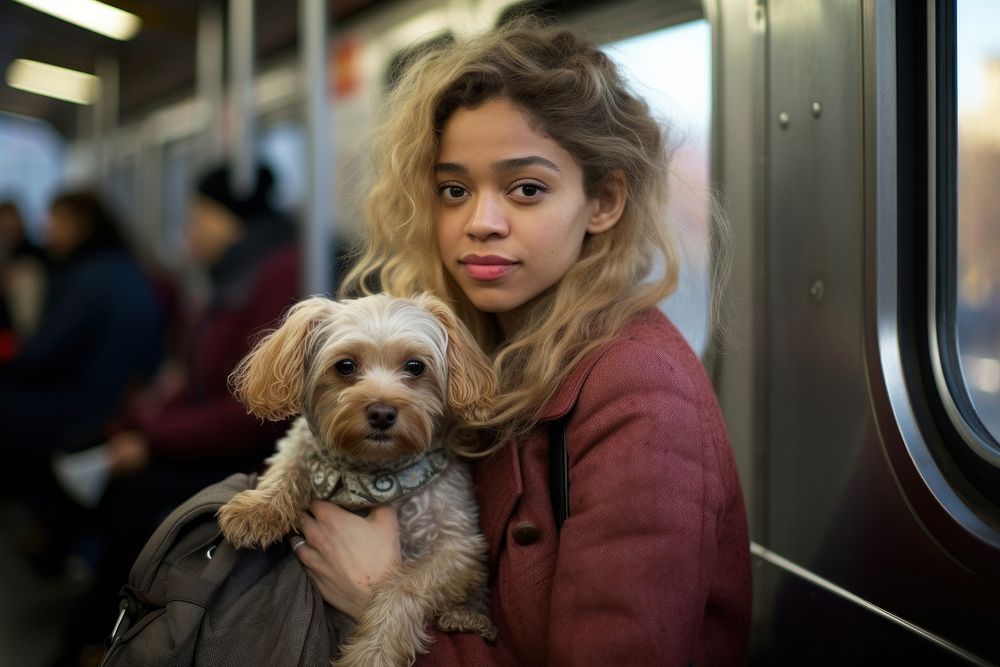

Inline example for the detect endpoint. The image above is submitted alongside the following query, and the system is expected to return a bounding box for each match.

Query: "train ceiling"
[0,0,686,139]
[0,0,377,138]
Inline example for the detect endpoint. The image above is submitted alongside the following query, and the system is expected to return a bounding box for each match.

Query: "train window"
[0,113,64,242]
[257,120,307,214]
[955,0,1000,440]
[602,20,712,355]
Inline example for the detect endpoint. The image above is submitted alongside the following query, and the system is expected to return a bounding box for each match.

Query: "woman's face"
[435,99,613,334]
[186,196,242,268]
[44,205,87,260]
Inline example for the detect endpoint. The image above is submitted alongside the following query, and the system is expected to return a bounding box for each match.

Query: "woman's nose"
[465,194,508,240]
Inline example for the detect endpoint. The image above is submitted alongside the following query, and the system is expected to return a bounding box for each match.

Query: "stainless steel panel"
[751,0,1000,662]
[766,0,868,572]
[711,0,768,543]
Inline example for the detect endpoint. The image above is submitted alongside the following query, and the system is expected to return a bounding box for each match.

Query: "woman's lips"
[460,254,518,281]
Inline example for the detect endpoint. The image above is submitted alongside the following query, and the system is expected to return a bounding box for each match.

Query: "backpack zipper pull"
[109,600,129,641]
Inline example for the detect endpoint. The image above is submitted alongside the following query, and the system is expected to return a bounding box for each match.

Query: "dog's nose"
[367,403,398,430]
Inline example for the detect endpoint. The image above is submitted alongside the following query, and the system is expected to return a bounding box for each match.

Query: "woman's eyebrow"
[434,162,467,174]
[434,156,561,174]
[492,156,560,172]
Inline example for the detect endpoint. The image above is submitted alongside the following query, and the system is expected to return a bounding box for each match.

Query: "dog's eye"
[403,359,425,377]
[333,359,357,376]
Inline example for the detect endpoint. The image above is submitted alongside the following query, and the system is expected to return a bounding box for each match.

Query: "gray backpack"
[99,472,345,667]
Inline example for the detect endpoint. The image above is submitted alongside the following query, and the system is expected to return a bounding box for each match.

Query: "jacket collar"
[475,310,660,562]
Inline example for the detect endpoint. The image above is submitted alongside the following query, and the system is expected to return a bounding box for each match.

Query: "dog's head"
[231,293,496,462]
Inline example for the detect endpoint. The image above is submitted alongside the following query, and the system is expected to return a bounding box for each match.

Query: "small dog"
[217,293,498,666]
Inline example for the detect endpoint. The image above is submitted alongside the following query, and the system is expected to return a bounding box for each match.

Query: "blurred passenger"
[0,191,163,465]
[64,164,300,660]
[0,199,48,359]
[104,163,299,483]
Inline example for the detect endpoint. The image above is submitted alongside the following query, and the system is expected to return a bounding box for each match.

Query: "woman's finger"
[290,534,327,572]
[367,504,398,526]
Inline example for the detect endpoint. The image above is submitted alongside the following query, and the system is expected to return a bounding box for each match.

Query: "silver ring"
[291,537,307,552]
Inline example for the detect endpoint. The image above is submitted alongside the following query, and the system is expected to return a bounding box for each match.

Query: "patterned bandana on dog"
[307,447,451,509]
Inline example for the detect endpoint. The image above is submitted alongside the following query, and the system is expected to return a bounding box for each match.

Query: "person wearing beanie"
[59,163,302,662]
[106,163,299,476]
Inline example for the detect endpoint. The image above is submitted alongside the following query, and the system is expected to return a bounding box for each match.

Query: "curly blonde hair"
[342,19,679,450]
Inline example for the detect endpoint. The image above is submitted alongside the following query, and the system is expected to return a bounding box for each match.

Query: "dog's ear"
[413,293,497,424]
[230,296,337,420]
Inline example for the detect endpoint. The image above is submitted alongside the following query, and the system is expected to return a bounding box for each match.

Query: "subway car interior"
[1,0,999,664]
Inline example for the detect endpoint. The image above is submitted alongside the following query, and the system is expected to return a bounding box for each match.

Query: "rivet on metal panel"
[809,280,825,302]
[812,101,822,118]
[778,111,790,129]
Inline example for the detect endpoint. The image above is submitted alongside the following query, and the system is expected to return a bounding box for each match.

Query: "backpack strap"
[130,472,256,592]
[106,473,260,650]
[548,419,569,532]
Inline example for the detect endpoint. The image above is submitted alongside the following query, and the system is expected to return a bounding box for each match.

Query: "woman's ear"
[586,170,628,234]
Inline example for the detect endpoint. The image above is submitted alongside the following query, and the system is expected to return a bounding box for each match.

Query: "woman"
[105,163,299,478]
[96,163,300,567]
[53,164,304,666]
[295,21,751,665]
[0,190,164,582]
[0,191,163,461]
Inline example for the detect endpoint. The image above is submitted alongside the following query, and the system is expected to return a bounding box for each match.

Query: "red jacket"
[131,244,299,464]
[417,309,751,665]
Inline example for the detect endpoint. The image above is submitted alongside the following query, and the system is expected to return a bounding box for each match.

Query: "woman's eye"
[438,184,469,201]
[510,181,547,199]
[403,359,425,376]
[334,359,357,376]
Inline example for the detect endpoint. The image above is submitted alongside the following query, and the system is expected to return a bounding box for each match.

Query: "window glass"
[0,113,64,243]
[956,0,1000,437]
[257,120,307,214]
[603,20,713,355]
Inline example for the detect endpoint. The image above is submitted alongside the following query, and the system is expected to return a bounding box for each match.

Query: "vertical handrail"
[300,0,332,296]
[228,0,255,197]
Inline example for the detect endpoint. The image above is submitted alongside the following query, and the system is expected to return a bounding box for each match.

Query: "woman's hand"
[107,431,151,476]
[293,500,402,620]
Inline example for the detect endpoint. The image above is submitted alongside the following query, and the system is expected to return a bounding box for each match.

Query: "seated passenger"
[61,164,301,661]
[104,164,299,481]
[0,190,163,467]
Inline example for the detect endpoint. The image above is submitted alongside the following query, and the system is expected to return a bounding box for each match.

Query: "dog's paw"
[217,490,296,549]
[435,606,497,641]
[335,596,430,667]
[333,644,398,667]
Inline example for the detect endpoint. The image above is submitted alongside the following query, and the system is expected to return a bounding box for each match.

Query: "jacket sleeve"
[415,337,731,665]
[137,248,298,461]
[544,339,722,664]
[133,394,286,461]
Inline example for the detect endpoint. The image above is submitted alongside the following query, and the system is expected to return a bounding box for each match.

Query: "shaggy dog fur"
[217,293,497,666]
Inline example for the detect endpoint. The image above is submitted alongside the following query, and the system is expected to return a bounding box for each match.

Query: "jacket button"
[512,521,541,545]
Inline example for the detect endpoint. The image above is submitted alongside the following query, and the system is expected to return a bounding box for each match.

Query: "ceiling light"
[13,0,141,41]
[6,59,99,105]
